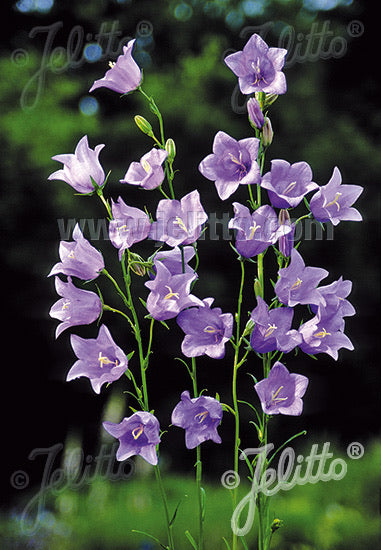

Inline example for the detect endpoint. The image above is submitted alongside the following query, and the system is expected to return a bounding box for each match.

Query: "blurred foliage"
[2,439,380,549]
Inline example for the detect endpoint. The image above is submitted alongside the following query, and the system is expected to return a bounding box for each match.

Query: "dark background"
[1,0,379,506]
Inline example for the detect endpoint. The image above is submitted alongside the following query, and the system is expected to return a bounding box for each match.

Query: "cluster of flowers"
[48,34,362,470]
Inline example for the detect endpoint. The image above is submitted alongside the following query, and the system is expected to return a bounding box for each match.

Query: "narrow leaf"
[185,530,198,550]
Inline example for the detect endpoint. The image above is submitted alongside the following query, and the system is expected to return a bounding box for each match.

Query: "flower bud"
[262,117,273,147]
[270,518,283,533]
[254,278,262,298]
[278,209,295,258]
[129,252,146,276]
[165,138,176,162]
[247,97,265,130]
[134,115,153,136]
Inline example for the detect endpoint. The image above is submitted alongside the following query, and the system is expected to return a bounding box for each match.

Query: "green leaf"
[132,529,168,549]
[139,297,147,308]
[222,537,232,550]
[185,530,198,550]
[126,350,135,362]
[169,499,182,527]
[200,486,206,522]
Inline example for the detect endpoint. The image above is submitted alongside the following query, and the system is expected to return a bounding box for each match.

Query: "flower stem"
[154,464,175,550]
[191,357,204,550]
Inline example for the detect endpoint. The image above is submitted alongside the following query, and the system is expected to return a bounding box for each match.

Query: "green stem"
[191,357,204,550]
[154,464,175,549]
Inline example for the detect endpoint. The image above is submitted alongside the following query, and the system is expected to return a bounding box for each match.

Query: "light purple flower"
[120,148,168,190]
[311,277,355,320]
[48,135,105,194]
[228,202,289,258]
[103,412,160,465]
[250,297,302,354]
[254,362,309,416]
[144,262,203,321]
[299,307,354,360]
[152,246,196,277]
[149,190,208,247]
[278,209,295,257]
[275,248,328,307]
[89,39,142,95]
[198,131,261,200]
[177,298,233,359]
[171,391,223,449]
[247,97,265,129]
[261,160,318,209]
[67,325,127,394]
[224,33,287,95]
[48,224,104,280]
[309,167,363,226]
[109,197,151,260]
[49,276,102,338]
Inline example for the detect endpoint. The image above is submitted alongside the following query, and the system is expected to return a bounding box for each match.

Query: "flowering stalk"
[191,357,204,550]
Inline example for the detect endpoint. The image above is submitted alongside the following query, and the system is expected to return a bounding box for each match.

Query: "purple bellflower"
[224,33,287,95]
[198,131,261,200]
[49,276,102,338]
[48,135,105,194]
[89,39,142,95]
[120,148,168,190]
[299,307,354,360]
[48,224,104,280]
[177,298,234,359]
[149,190,208,247]
[103,412,160,465]
[171,391,223,449]
[109,197,151,260]
[254,362,309,416]
[311,277,355,320]
[67,325,127,393]
[250,297,302,354]
[275,248,328,307]
[228,202,289,258]
[261,159,318,209]
[152,246,196,277]
[278,209,295,257]
[309,167,363,226]
[144,262,203,321]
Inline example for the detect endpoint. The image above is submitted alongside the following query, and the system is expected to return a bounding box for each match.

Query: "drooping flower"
[299,307,354,360]
[254,362,309,416]
[311,277,355,321]
[144,262,203,321]
[49,277,102,338]
[149,190,208,247]
[171,391,223,449]
[278,209,295,257]
[250,297,301,354]
[120,148,168,190]
[48,135,105,194]
[48,224,104,280]
[103,412,160,465]
[247,97,265,129]
[67,325,127,394]
[309,167,363,226]
[228,203,289,258]
[89,39,142,95]
[275,248,328,307]
[198,131,261,200]
[109,197,151,260]
[224,33,287,95]
[261,159,318,209]
[177,298,234,359]
[152,246,196,277]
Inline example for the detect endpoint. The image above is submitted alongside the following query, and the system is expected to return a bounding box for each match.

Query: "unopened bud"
[270,518,283,533]
[262,117,273,147]
[129,253,146,276]
[278,209,295,257]
[165,138,176,162]
[254,278,262,298]
[278,208,290,226]
[247,97,265,130]
[134,115,153,136]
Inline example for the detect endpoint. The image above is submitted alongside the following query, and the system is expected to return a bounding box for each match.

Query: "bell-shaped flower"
[198,131,261,200]
[109,197,151,260]
[48,135,105,194]
[309,167,363,226]
[49,277,102,338]
[228,202,288,258]
[144,262,203,321]
[67,325,127,394]
[177,298,234,359]
[48,224,104,280]
[299,306,354,360]
[224,33,287,95]
[120,148,168,190]
[254,362,309,416]
[311,277,355,321]
[275,248,328,307]
[261,159,318,209]
[151,246,196,277]
[250,297,301,354]
[171,391,223,449]
[103,412,160,465]
[89,39,142,95]
[149,190,208,247]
